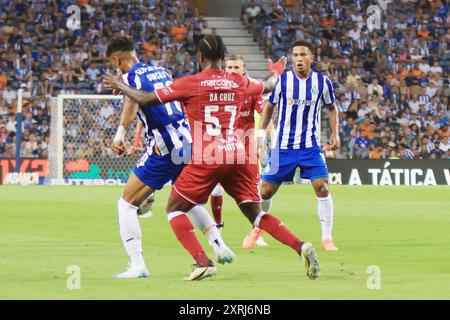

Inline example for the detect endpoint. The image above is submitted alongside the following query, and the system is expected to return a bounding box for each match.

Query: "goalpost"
[47,94,140,185]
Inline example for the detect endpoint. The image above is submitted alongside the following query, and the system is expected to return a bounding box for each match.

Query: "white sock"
[211,184,224,197]
[261,197,272,212]
[253,211,266,228]
[117,197,146,269]
[317,194,334,241]
[188,205,227,250]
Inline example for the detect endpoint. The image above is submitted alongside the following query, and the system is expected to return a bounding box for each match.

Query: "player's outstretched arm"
[111,97,139,155]
[119,97,139,130]
[267,118,275,138]
[328,104,340,150]
[257,101,275,158]
[262,74,278,94]
[259,101,275,131]
[103,73,161,106]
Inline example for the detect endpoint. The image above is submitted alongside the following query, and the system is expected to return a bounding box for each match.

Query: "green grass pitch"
[0,185,449,299]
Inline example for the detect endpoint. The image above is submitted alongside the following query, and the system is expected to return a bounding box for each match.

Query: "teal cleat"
[113,264,150,279]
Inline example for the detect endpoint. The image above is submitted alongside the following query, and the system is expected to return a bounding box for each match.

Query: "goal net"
[47,95,141,185]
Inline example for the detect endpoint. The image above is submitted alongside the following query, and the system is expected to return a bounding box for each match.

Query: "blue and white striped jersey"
[122,62,192,156]
[268,68,335,149]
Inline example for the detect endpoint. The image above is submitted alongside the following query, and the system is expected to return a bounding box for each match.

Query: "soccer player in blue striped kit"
[257,40,340,251]
[106,37,234,279]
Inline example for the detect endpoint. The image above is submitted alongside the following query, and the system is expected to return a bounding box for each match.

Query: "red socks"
[169,213,210,266]
[210,195,223,225]
[258,214,302,252]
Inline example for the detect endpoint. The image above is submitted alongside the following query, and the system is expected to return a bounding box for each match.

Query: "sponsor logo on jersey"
[200,79,239,89]
[239,110,251,118]
[287,98,317,106]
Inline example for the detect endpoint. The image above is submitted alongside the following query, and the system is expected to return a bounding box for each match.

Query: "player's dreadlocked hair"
[106,36,135,57]
[198,34,227,61]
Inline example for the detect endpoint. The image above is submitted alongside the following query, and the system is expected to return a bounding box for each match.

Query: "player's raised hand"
[103,72,123,92]
[268,56,287,76]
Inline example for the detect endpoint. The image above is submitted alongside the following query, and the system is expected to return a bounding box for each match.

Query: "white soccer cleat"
[138,195,155,219]
[138,210,153,219]
[301,242,321,280]
[113,264,150,279]
[214,244,236,265]
[183,262,217,281]
[256,236,269,247]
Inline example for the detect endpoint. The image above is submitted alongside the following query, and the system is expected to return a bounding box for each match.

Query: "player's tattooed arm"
[328,104,340,150]
[262,73,278,94]
[103,73,161,106]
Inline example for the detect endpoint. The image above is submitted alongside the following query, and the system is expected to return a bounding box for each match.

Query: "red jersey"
[236,94,265,161]
[237,94,265,132]
[155,69,264,164]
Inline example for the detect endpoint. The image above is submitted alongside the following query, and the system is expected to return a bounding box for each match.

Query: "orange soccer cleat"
[322,239,339,251]
[242,227,265,249]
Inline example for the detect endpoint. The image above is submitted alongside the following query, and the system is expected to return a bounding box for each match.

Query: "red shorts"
[172,163,261,205]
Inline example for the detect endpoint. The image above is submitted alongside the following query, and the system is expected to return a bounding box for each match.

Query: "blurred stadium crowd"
[0,0,208,159]
[0,0,449,160]
[243,0,449,159]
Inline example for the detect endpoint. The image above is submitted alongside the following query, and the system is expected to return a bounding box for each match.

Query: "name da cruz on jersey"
[192,80,246,164]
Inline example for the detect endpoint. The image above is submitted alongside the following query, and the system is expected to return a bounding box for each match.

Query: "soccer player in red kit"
[104,35,321,281]
[213,54,274,249]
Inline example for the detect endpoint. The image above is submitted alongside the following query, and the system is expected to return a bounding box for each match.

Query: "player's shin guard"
[167,211,210,266]
[317,194,334,241]
[210,195,223,225]
[117,197,145,268]
[254,212,302,253]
